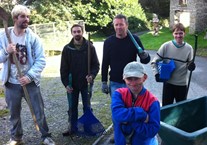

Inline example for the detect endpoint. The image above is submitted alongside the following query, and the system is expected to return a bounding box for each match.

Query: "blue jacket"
[111,87,160,145]
[0,27,46,86]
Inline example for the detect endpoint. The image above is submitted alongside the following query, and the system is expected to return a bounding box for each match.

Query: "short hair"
[113,14,128,25]
[71,24,84,33]
[11,5,30,19]
[172,23,185,32]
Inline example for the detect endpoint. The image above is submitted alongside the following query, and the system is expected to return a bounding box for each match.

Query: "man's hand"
[66,86,73,93]
[6,43,16,54]
[18,76,31,86]
[102,82,109,94]
[188,61,196,71]
[86,75,94,83]
[144,114,149,123]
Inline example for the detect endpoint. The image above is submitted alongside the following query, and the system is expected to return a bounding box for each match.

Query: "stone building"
[170,0,207,34]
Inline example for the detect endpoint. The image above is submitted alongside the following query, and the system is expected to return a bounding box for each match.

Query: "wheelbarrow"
[159,96,207,145]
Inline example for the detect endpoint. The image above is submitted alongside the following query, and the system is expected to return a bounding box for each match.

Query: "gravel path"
[0,44,206,145]
[0,55,110,145]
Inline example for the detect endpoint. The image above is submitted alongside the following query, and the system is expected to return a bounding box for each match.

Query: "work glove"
[102,82,109,94]
[155,73,160,82]
[187,61,196,71]
[139,51,151,64]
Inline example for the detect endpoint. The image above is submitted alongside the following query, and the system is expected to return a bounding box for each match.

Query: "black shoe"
[109,134,115,143]
[62,130,75,136]
[62,131,70,136]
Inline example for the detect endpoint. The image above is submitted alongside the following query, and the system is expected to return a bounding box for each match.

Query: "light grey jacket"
[0,27,46,86]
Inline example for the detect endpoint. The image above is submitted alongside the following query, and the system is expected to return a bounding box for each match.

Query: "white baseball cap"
[123,61,146,79]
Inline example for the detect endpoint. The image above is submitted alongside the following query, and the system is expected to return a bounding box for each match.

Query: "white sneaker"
[5,139,23,145]
[42,137,55,145]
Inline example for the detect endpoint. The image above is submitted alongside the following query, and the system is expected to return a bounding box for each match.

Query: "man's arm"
[60,46,70,87]
[131,101,160,138]
[133,35,151,64]
[90,43,100,78]
[101,40,110,82]
[111,91,148,122]
[26,32,46,81]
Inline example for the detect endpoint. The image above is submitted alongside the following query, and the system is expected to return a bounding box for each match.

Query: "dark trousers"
[162,82,187,106]
[68,85,92,132]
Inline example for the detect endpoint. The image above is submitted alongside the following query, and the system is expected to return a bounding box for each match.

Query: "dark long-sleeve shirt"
[101,34,144,83]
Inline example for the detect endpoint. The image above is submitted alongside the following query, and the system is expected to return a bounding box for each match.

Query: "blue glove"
[102,82,109,94]
[188,61,196,71]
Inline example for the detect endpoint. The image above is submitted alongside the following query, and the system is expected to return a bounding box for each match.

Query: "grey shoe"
[5,139,24,145]
[42,137,55,145]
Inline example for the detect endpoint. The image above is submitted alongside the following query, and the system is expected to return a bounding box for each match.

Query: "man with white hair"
[0,5,55,145]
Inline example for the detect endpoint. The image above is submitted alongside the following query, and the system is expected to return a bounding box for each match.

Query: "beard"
[20,22,29,29]
[74,35,82,41]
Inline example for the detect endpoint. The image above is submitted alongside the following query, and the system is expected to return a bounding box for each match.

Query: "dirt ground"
[0,55,111,145]
[1,46,206,145]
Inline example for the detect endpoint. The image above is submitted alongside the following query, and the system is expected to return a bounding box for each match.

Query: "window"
[179,0,187,6]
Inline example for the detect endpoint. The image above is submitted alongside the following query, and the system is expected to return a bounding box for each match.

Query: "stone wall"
[170,0,207,34]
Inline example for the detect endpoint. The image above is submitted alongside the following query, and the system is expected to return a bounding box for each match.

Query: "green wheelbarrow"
[159,96,207,145]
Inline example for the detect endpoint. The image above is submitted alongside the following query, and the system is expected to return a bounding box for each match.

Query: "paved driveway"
[0,42,205,145]
[93,42,207,145]
[93,42,207,103]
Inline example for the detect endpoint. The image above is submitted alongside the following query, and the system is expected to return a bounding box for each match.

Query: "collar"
[172,40,186,48]
[127,86,146,97]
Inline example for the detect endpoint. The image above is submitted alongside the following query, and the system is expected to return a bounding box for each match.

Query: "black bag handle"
[156,53,188,63]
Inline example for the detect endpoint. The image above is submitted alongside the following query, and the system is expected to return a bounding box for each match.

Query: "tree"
[1,0,150,33]
[139,0,170,18]
[30,0,73,24]
[71,0,149,33]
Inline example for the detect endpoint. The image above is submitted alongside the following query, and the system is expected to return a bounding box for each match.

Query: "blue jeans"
[5,82,51,140]
[109,81,126,97]
[110,81,126,136]
[68,84,92,132]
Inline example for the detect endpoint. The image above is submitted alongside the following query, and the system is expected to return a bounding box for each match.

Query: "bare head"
[113,14,128,39]
[71,24,84,42]
[11,5,30,30]
[70,24,84,33]
[172,23,186,45]
[172,23,185,33]
[113,14,128,25]
[11,5,30,19]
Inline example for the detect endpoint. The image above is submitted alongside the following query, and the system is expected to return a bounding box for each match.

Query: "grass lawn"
[91,27,207,56]
[140,27,207,56]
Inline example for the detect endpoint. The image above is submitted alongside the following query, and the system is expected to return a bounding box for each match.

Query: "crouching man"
[111,61,160,145]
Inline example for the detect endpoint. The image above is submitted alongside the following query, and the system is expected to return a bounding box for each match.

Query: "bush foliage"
[0,0,151,34]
